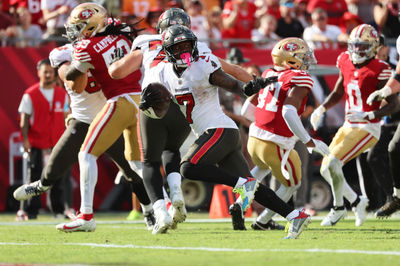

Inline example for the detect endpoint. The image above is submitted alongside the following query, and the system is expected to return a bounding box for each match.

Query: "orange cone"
[209,184,252,218]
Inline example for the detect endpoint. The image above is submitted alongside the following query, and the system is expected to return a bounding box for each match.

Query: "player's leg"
[247,137,301,230]
[376,123,400,217]
[14,119,88,201]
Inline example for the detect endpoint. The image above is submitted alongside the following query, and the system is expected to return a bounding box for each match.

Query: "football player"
[108,8,254,233]
[140,25,312,239]
[53,3,146,232]
[310,24,398,226]
[243,37,330,230]
[366,21,400,217]
[13,42,155,232]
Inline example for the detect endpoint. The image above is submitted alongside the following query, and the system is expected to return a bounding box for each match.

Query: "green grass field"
[0,212,399,266]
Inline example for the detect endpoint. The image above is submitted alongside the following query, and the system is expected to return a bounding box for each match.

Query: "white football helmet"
[348,24,379,64]
[271,37,316,70]
[65,3,108,41]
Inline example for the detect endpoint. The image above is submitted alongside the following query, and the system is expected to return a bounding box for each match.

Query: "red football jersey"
[337,52,392,123]
[74,35,142,100]
[254,68,313,137]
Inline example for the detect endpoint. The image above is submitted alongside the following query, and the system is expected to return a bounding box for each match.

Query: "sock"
[343,181,357,204]
[153,199,165,211]
[394,187,400,198]
[250,166,270,182]
[350,196,360,208]
[285,210,300,221]
[163,187,170,200]
[167,172,182,190]
[129,160,143,178]
[141,203,153,215]
[78,151,98,214]
[235,177,248,188]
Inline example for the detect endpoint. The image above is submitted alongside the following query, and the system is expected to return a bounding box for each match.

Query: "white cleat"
[152,208,173,235]
[320,208,347,226]
[285,211,311,239]
[56,213,96,232]
[233,178,259,212]
[169,185,187,229]
[353,196,369,226]
[13,180,49,201]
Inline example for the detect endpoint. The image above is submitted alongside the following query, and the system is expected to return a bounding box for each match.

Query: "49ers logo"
[283,43,299,52]
[370,29,378,38]
[79,9,94,20]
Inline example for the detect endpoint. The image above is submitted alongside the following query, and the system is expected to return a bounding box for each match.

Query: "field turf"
[0,212,399,265]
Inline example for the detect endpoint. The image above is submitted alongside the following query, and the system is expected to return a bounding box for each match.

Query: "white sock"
[250,166,270,182]
[141,203,153,215]
[78,151,98,214]
[286,210,300,221]
[394,187,400,198]
[129,160,143,178]
[167,172,182,189]
[235,177,248,188]
[343,181,357,204]
[162,187,170,200]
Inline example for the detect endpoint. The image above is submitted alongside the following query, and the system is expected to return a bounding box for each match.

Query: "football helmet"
[348,24,379,64]
[271,37,316,70]
[162,25,198,67]
[156,8,191,34]
[65,3,107,41]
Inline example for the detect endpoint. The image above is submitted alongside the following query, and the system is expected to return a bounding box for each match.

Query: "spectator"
[16,59,70,220]
[338,11,363,43]
[246,63,263,77]
[255,0,281,20]
[121,0,161,30]
[251,14,281,49]
[41,0,77,44]
[9,0,44,28]
[346,0,376,25]
[10,7,43,47]
[221,0,258,48]
[187,0,209,43]
[307,0,348,26]
[142,6,163,34]
[295,0,311,28]
[374,0,400,39]
[303,8,343,49]
[276,0,304,38]
[206,6,223,49]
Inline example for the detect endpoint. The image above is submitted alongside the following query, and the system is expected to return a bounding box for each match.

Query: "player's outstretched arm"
[218,58,253,82]
[108,49,143,79]
[209,68,246,97]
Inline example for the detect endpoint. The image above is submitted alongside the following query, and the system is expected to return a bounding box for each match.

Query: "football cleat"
[375,196,400,218]
[320,207,347,226]
[152,208,173,235]
[229,203,246,230]
[352,196,369,226]
[15,210,28,221]
[13,180,49,201]
[233,177,259,212]
[144,210,156,231]
[56,213,96,232]
[285,211,311,239]
[169,185,187,229]
[251,219,285,231]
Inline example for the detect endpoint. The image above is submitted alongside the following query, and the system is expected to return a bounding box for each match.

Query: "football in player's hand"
[140,82,172,119]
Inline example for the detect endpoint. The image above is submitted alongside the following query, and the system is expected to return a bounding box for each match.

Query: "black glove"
[109,47,125,65]
[242,76,278,97]
[139,84,163,110]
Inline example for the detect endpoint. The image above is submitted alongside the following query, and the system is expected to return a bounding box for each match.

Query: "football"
[142,82,172,119]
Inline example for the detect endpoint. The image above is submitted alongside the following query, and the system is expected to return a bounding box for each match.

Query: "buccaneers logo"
[79,9,94,20]
[283,43,299,52]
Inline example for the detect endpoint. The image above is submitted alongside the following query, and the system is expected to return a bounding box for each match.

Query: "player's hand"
[307,139,330,156]
[346,111,367,122]
[110,47,125,65]
[242,76,278,97]
[366,86,392,105]
[310,105,326,130]
[139,84,163,110]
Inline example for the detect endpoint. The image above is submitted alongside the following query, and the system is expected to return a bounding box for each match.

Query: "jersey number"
[257,81,282,113]
[102,39,130,67]
[175,93,195,124]
[347,81,363,111]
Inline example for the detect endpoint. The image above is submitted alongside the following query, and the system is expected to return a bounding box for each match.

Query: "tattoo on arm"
[209,68,245,97]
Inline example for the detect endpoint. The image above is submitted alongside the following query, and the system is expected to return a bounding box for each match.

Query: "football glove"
[310,105,326,130]
[242,76,278,97]
[139,84,163,110]
[309,139,330,156]
[346,111,375,122]
[366,86,392,105]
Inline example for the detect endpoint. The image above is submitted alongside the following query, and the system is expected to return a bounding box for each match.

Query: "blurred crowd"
[0,0,399,49]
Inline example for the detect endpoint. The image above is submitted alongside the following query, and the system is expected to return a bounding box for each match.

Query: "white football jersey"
[148,53,238,136]
[49,44,106,124]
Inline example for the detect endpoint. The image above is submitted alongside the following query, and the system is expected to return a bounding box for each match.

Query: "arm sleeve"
[282,104,311,143]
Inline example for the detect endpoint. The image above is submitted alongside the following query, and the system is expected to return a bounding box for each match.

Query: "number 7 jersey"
[253,68,313,138]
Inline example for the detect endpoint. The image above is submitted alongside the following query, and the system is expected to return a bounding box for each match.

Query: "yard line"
[2,242,399,256]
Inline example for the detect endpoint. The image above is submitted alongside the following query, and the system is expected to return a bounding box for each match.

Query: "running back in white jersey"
[147,53,237,136]
[49,44,106,124]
